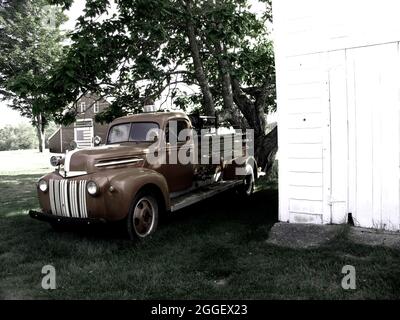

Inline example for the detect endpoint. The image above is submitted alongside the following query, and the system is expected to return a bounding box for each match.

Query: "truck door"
[161,119,194,193]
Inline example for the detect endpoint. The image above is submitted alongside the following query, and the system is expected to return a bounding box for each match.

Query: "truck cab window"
[129,122,159,142]
[107,123,131,144]
[107,122,159,144]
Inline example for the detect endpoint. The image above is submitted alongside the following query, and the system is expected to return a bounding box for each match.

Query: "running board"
[170,180,243,212]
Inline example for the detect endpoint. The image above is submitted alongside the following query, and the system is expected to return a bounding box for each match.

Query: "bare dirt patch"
[267,222,400,251]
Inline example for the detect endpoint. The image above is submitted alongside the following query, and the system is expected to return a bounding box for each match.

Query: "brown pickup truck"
[30,111,257,239]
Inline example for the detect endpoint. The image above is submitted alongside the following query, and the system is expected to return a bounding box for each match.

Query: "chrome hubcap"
[133,198,154,237]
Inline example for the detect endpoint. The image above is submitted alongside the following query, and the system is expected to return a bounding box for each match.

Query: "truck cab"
[30,111,257,239]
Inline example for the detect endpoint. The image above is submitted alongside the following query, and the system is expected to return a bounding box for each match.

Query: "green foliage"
[0,0,67,124]
[0,121,58,151]
[45,0,275,124]
[0,124,38,151]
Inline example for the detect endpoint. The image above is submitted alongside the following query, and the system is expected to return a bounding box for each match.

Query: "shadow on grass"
[1,187,279,240]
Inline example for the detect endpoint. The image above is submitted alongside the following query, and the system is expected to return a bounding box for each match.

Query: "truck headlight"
[87,181,99,196]
[38,179,48,192]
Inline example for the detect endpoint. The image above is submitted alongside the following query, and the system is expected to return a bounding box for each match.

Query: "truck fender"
[106,168,170,221]
[233,156,258,181]
[245,156,258,182]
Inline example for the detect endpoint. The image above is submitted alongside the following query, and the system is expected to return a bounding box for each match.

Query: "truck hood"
[65,144,151,174]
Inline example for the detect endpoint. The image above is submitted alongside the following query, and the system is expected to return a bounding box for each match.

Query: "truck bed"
[170,180,243,212]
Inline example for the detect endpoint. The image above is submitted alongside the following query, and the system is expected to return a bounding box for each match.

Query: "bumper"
[29,210,106,225]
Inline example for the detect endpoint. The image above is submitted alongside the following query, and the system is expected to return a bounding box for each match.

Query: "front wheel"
[127,192,159,240]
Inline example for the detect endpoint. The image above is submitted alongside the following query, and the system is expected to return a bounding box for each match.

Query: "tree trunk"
[231,78,264,134]
[183,0,215,116]
[256,125,278,174]
[214,43,234,111]
[212,41,241,127]
[231,78,277,171]
[35,113,45,153]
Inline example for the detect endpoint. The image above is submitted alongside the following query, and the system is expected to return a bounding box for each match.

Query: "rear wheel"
[238,163,256,197]
[127,192,159,240]
[244,171,255,196]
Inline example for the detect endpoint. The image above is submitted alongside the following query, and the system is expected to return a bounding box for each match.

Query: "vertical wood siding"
[274,0,400,230]
[345,44,400,230]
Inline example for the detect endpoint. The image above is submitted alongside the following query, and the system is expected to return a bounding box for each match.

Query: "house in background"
[273,0,400,231]
[48,94,110,153]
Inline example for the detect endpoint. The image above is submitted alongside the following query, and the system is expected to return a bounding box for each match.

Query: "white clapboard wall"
[274,0,400,230]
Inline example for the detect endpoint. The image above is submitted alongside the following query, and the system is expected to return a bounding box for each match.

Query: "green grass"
[0,166,400,299]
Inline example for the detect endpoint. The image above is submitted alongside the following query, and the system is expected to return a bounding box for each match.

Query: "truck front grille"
[49,179,88,218]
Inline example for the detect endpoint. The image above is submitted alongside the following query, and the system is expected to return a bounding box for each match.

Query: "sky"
[0,0,268,126]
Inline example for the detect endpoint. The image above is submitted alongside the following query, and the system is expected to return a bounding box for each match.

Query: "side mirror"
[94,135,102,146]
[147,129,159,143]
[50,155,64,167]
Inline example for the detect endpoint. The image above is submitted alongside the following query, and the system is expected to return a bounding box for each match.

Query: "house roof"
[47,127,61,141]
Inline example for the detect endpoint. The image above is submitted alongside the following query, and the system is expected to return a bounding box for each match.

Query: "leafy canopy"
[0,0,67,126]
[46,0,275,125]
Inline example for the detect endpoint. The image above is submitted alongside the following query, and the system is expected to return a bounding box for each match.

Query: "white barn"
[273,0,400,231]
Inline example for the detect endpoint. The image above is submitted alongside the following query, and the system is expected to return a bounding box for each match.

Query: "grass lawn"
[0,150,400,299]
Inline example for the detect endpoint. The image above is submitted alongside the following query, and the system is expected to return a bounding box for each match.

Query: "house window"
[93,102,99,113]
[80,102,86,113]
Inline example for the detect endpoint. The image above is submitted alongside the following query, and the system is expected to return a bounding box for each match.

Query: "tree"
[0,0,66,152]
[47,0,276,170]
[0,123,38,151]
[197,0,277,170]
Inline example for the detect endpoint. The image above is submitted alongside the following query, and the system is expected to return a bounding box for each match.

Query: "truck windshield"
[107,122,160,144]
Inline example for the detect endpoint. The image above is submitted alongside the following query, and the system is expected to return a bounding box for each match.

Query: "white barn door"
[344,43,400,230]
[327,43,400,230]
[279,43,400,230]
